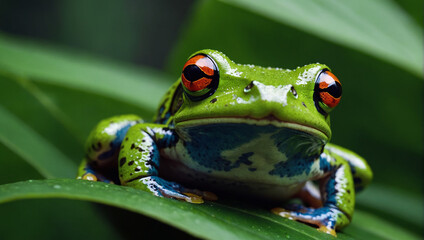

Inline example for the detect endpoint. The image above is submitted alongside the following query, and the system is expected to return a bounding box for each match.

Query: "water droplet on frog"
[53,185,61,189]
[28,180,33,183]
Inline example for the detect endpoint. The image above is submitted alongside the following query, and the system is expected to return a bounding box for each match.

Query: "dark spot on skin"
[290,86,297,97]
[302,102,307,108]
[137,147,144,152]
[248,168,257,172]
[128,161,134,166]
[347,189,351,194]
[131,143,135,149]
[110,121,115,123]
[142,139,146,143]
[210,98,217,103]
[125,137,129,141]
[130,173,133,176]
[119,157,127,167]
[135,166,141,172]
[225,104,228,107]
[120,145,124,149]
[91,142,102,151]
[244,81,254,91]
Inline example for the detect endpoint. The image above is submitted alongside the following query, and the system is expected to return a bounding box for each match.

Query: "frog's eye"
[181,54,219,101]
[314,69,342,115]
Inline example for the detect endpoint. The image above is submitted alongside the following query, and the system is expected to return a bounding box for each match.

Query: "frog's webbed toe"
[272,206,348,236]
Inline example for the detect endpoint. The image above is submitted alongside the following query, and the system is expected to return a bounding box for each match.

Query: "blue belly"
[175,123,325,178]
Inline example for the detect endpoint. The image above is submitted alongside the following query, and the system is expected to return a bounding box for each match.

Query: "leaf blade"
[357,184,424,228]
[0,33,172,111]
[0,106,76,178]
[0,179,419,240]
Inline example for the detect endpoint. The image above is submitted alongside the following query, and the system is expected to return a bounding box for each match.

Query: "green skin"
[77,49,372,236]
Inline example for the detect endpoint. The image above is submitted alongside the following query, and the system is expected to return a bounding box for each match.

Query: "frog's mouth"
[175,117,329,141]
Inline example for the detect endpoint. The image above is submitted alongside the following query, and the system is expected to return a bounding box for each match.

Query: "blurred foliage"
[0,0,422,239]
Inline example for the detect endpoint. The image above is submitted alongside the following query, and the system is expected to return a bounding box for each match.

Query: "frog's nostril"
[290,86,298,98]
[244,81,255,93]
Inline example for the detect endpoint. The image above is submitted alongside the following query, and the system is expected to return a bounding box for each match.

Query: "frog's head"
[173,49,342,142]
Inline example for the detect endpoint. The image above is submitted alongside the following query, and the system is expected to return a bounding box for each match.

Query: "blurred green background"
[0,0,422,239]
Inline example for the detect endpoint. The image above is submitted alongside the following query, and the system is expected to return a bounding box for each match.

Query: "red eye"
[314,70,342,114]
[181,54,219,101]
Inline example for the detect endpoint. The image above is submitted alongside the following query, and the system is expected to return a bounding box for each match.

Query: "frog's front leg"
[119,123,216,204]
[273,156,355,236]
[77,115,142,183]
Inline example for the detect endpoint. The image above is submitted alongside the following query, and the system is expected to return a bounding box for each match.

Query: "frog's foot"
[126,176,217,204]
[181,187,218,201]
[272,205,348,237]
[77,165,115,184]
[77,171,115,184]
[77,158,115,183]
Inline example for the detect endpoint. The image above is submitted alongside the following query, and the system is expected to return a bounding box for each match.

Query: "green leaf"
[357,184,423,228]
[0,73,85,161]
[0,143,43,184]
[217,0,423,78]
[344,211,420,240]
[0,199,121,240]
[0,179,420,240]
[0,33,172,112]
[0,72,85,143]
[0,106,76,178]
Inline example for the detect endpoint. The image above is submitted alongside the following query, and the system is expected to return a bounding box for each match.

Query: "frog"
[77,49,372,236]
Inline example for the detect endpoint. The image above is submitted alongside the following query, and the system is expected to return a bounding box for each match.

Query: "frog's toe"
[128,176,210,204]
[181,192,204,204]
[80,173,97,181]
[318,225,337,237]
[181,188,218,201]
[78,171,114,184]
[272,206,343,236]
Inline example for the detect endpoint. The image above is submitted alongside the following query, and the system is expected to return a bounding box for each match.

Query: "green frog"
[77,49,372,236]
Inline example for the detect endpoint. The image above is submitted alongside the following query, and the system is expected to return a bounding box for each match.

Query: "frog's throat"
[175,117,329,141]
